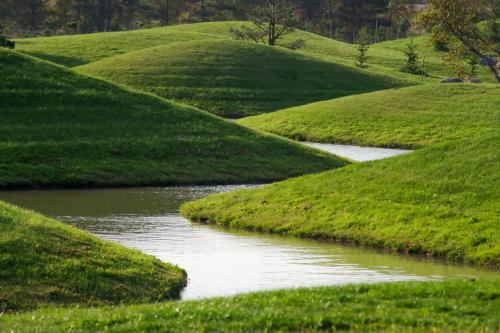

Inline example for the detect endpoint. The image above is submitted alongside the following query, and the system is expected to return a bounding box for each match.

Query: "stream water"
[303,143,411,161]
[0,184,494,300]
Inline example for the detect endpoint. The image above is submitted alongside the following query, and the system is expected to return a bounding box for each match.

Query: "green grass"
[76,39,409,118]
[13,23,229,67]
[238,84,500,149]
[14,21,493,82]
[0,201,187,312]
[0,48,346,189]
[1,279,499,332]
[182,133,500,267]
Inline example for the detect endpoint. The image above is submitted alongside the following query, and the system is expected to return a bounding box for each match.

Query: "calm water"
[0,186,495,300]
[304,143,411,162]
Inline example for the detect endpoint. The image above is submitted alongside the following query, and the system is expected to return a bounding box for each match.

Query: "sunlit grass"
[182,133,500,267]
[238,84,500,149]
[0,48,345,189]
[76,39,410,118]
[2,279,499,332]
[0,201,187,312]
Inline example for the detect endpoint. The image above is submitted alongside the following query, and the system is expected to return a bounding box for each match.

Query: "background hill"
[238,84,500,148]
[76,39,409,118]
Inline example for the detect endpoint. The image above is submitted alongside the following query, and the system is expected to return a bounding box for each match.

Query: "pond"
[0,186,494,300]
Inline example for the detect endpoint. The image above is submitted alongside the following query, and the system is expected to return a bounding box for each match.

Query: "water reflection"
[303,143,411,162]
[0,187,495,300]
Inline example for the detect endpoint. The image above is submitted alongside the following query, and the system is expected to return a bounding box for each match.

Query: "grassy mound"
[16,21,493,82]
[182,133,500,267]
[0,201,186,312]
[2,279,499,332]
[76,39,408,118]
[0,48,346,189]
[12,22,230,67]
[238,84,500,149]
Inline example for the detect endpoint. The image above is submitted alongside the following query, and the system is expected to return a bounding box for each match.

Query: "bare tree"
[230,0,300,46]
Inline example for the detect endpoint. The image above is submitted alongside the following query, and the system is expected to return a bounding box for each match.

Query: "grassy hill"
[15,21,493,83]
[238,84,500,149]
[76,39,409,118]
[0,201,186,312]
[182,133,500,267]
[2,279,499,332]
[0,48,345,189]
[13,22,230,67]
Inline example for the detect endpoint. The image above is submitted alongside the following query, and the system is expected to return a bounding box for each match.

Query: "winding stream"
[303,143,411,161]
[0,184,494,300]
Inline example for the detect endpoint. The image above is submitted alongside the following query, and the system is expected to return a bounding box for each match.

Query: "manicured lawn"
[238,84,500,149]
[13,21,493,83]
[0,48,345,189]
[77,39,409,118]
[0,201,186,312]
[13,22,230,67]
[1,279,499,332]
[182,133,500,267]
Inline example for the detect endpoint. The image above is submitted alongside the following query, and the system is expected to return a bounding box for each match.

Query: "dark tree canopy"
[0,0,424,44]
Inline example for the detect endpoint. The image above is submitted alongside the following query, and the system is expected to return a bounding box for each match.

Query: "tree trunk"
[201,0,206,21]
[328,0,334,39]
[269,16,275,45]
[76,0,81,33]
[451,28,500,83]
[268,0,276,46]
[165,0,169,26]
[29,0,37,32]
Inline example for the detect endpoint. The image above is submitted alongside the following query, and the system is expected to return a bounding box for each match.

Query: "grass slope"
[77,39,409,118]
[14,21,493,82]
[2,279,499,332]
[182,133,500,267]
[13,23,228,67]
[0,48,345,189]
[0,201,186,312]
[238,84,500,149]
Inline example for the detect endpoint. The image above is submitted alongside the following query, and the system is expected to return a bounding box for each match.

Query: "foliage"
[416,0,500,82]
[0,0,417,43]
[445,46,481,79]
[0,23,14,48]
[401,37,424,74]
[2,279,500,332]
[0,201,187,312]
[354,27,370,68]
[0,48,344,189]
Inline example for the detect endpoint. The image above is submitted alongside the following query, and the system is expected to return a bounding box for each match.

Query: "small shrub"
[0,36,15,49]
[401,38,425,75]
[355,27,370,68]
[0,23,15,49]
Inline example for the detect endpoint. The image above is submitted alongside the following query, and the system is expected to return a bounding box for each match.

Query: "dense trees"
[1,0,421,42]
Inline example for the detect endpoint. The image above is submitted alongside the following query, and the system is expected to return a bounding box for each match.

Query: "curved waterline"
[0,186,495,300]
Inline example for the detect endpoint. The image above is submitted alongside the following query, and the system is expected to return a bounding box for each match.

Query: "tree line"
[1,0,421,42]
